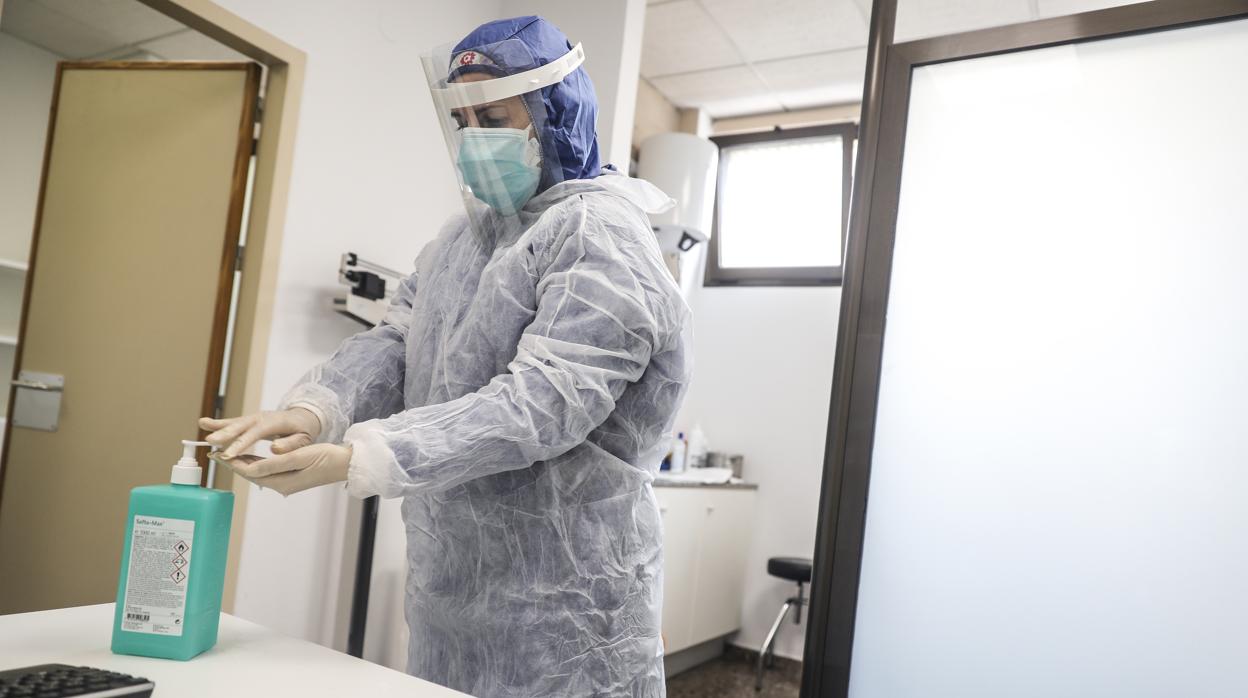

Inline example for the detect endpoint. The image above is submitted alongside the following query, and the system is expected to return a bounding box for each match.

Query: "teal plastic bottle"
[111,440,234,660]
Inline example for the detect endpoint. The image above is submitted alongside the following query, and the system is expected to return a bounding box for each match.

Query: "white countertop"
[0,603,468,697]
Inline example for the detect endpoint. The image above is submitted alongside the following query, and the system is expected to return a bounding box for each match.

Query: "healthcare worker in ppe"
[200,16,690,698]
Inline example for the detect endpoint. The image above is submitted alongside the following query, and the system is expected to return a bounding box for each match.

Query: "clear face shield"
[423,39,585,241]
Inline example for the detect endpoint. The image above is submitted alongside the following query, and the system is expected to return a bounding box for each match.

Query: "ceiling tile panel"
[651,64,787,118]
[642,0,743,78]
[753,47,867,108]
[650,64,766,106]
[701,94,787,118]
[40,0,182,46]
[772,87,860,111]
[753,48,866,92]
[700,0,868,61]
[894,0,1033,43]
[1,0,118,57]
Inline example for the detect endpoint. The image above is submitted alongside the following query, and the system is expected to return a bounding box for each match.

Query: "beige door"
[0,62,260,614]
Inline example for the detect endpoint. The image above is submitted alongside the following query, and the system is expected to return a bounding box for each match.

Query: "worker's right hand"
[198,407,322,460]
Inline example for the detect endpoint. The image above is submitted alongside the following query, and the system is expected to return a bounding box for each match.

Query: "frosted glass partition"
[849,18,1248,698]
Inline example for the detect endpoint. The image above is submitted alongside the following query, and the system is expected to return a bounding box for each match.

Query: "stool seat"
[767,556,812,583]
[757,556,813,690]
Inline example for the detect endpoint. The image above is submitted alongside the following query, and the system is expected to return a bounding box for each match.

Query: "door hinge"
[234,244,246,273]
[250,96,264,155]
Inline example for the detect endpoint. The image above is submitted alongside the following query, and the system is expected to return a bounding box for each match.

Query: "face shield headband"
[428,42,585,113]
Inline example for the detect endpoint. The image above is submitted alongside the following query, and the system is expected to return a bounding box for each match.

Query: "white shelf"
[0,259,28,273]
[0,336,16,346]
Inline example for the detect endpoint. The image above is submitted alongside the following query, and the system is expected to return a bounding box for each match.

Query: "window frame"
[704,122,858,287]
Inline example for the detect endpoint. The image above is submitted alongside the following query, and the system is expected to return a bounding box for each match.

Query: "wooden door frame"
[125,0,306,613]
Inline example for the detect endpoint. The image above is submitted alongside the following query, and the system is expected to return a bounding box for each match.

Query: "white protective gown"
[281,173,690,697]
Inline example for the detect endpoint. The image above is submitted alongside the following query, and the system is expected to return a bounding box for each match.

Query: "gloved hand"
[198,407,322,460]
[219,443,351,497]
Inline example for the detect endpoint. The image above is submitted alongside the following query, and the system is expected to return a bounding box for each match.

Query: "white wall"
[676,275,840,661]
[0,31,59,263]
[220,0,650,667]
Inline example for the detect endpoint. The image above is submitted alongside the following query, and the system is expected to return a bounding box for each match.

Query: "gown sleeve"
[278,270,418,444]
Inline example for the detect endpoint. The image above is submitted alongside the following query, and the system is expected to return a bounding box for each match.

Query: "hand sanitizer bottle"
[111,440,234,660]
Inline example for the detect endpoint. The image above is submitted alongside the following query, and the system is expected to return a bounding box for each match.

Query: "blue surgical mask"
[456,127,542,215]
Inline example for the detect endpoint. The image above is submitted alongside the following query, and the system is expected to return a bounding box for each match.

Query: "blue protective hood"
[452,16,602,186]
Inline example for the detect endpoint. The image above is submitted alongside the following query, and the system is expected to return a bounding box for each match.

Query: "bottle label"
[121,515,195,636]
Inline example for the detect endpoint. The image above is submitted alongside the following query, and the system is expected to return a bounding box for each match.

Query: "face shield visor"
[423,39,585,241]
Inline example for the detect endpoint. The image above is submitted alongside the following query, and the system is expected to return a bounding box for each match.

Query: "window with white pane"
[706,123,855,286]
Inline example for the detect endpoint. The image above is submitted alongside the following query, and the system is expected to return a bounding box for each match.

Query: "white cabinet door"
[689,489,756,642]
[656,487,703,653]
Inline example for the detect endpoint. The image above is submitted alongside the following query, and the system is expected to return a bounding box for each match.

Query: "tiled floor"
[666,646,800,698]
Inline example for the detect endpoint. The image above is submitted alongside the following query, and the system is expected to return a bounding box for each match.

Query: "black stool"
[756,556,812,691]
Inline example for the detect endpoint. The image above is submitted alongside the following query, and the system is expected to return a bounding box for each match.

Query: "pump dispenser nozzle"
[173,440,211,485]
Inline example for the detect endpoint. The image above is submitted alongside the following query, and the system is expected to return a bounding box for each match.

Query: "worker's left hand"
[220,443,351,497]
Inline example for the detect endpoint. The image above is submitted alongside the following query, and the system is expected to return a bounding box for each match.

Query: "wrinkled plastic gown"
[280,172,691,697]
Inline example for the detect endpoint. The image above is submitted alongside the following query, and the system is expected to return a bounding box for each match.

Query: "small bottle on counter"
[686,425,708,469]
[669,432,687,473]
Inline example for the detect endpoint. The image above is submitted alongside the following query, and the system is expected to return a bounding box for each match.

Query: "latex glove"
[198,407,322,460]
[220,443,351,497]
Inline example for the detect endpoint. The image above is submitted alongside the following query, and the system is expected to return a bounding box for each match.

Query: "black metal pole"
[346,494,379,658]
[801,0,897,695]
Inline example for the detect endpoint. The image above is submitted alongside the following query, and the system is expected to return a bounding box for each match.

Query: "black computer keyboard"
[0,664,153,697]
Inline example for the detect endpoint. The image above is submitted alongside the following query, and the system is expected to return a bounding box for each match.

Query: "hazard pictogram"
[171,568,186,584]
[174,540,189,555]
[172,554,187,569]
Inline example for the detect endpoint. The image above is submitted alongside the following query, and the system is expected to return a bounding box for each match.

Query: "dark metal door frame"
[799,1,1248,695]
